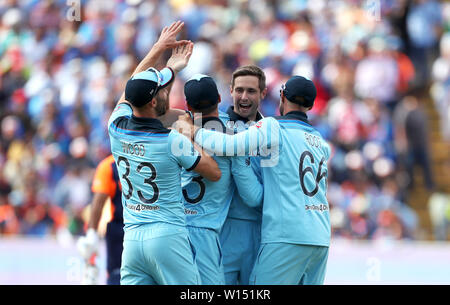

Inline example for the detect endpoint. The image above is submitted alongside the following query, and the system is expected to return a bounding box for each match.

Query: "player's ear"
[280,90,285,103]
[261,87,268,99]
[187,104,192,111]
[218,94,221,104]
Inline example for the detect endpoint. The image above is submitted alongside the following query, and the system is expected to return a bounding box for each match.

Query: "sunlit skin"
[231,75,267,121]
[155,87,169,116]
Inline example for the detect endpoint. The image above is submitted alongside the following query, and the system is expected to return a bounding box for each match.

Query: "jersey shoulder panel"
[108,103,133,129]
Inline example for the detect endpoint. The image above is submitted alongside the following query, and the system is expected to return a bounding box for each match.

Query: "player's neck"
[283,101,309,115]
[132,106,159,119]
[247,113,257,121]
[192,109,219,120]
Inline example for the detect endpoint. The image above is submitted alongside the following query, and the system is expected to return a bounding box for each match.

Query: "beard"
[155,93,168,116]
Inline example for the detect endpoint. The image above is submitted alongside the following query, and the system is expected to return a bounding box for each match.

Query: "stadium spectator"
[406,0,443,88]
[0,0,448,241]
[430,31,450,141]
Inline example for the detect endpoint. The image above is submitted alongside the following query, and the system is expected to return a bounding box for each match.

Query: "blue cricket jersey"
[218,107,263,222]
[195,110,331,247]
[108,103,200,233]
[182,116,263,232]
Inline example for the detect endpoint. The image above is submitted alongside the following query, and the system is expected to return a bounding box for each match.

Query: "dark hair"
[231,65,266,92]
[289,95,306,105]
[191,102,218,116]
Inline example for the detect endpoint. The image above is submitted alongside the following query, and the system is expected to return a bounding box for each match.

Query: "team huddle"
[79,21,331,285]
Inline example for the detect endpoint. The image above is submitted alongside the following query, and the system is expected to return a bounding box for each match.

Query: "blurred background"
[0,0,450,284]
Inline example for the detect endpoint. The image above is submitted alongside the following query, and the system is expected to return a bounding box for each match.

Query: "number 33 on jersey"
[108,103,201,231]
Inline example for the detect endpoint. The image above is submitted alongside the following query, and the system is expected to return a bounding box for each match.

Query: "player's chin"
[237,104,255,118]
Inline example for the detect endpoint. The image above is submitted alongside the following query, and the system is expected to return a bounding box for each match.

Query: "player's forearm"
[232,158,263,208]
[117,43,167,105]
[195,128,258,157]
[131,42,166,77]
[192,143,222,182]
[87,193,109,231]
[235,182,263,208]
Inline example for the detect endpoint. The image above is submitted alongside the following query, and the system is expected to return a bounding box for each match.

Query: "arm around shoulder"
[191,143,222,182]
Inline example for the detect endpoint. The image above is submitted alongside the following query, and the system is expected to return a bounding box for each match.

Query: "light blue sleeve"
[194,117,279,157]
[180,168,195,188]
[218,110,230,124]
[169,130,201,171]
[108,103,132,128]
[230,156,263,208]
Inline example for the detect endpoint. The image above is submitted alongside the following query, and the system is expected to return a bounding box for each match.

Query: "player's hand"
[167,41,194,73]
[76,228,99,260]
[154,20,188,50]
[174,113,195,140]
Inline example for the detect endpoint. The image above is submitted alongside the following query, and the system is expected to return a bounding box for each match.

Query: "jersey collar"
[130,115,170,133]
[194,116,227,132]
[282,111,310,125]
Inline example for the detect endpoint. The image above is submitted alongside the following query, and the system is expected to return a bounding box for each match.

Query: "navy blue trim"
[274,111,310,125]
[110,124,170,139]
[112,114,171,137]
[195,116,228,133]
[278,120,312,129]
[186,155,201,171]
[130,115,170,132]
[159,67,175,89]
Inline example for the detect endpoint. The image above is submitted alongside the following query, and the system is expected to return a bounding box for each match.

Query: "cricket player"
[77,155,123,285]
[219,65,267,285]
[181,74,263,284]
[178,75,331,285]
[108,21,221,285]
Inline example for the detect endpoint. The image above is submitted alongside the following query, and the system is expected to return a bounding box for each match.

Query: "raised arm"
[157,43,194,127]
[117,20,189,105]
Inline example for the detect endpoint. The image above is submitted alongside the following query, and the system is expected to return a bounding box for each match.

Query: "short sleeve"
[108,103,132,129]
[169,131,201,171]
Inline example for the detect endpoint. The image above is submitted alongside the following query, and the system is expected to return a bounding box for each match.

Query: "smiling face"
[231,75,265,121]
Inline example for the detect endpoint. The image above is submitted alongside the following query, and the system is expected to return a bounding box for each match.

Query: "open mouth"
[239,102,252,111]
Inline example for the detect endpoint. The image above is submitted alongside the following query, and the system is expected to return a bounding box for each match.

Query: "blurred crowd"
[0,0,449,240]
